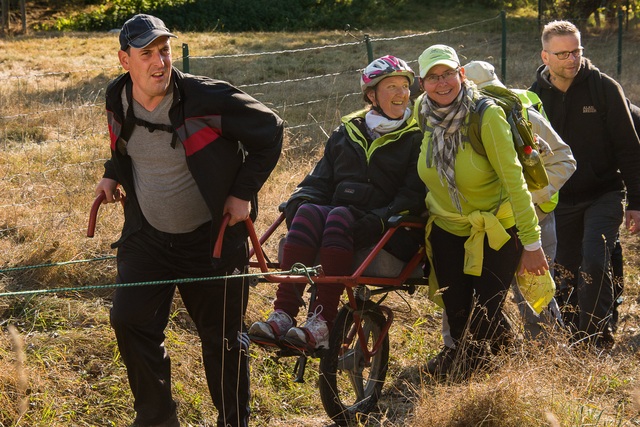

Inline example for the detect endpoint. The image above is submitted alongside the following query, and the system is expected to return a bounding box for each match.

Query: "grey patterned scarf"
[420,83,476,213]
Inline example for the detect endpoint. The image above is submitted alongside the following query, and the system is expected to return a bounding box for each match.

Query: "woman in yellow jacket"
[415,45,549,378]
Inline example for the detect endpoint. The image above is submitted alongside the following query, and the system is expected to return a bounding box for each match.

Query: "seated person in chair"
[248,55,426,350]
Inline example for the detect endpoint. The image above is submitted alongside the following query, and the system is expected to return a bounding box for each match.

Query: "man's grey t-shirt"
[122,89,211,234]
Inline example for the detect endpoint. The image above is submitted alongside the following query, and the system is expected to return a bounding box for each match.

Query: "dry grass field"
[2,9,640,427]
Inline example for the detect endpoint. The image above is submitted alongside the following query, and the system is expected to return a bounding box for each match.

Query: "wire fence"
[1,14,635,148]
[1,14,638,277]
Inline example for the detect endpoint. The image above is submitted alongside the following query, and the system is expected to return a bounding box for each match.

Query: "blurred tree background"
[539,0,638,27]
[1,0,638,34]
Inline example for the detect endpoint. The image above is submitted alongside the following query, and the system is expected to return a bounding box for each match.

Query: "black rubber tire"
[318,300,390,426]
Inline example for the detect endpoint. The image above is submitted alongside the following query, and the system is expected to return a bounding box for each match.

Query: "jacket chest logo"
[583,105,598,114]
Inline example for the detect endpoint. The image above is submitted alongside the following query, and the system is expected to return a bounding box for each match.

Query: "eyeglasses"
[547,47,584,60]
[423,68,459,84]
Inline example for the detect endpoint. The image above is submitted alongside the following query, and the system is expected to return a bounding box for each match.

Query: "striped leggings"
[274,204,355,324]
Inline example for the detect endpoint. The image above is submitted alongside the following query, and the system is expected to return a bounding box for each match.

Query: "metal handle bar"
[212,214,231,258]
[87,190,125,238]
[213,214,284,281]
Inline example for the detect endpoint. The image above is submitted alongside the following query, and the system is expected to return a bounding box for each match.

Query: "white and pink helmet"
[360,55,415,92]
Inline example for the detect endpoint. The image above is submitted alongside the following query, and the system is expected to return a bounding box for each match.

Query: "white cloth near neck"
[365,108,411,136]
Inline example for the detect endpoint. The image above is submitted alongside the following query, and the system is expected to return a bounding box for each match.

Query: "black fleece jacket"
[287,110,425,220]
[530,58,640,209]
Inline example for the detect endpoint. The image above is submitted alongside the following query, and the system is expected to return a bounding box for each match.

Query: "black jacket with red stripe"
[103,67,283,263]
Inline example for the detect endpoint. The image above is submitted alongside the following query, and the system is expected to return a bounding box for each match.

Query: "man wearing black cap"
[95,13,283,427]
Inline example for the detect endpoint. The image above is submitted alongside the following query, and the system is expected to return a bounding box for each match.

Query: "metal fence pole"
[618,11,623,76]
[182,43,190,74]
[537,0,542,33]
[2,0,9,33]
[501,10,507,84]
[364,34,373,64]
[20,0,26,33]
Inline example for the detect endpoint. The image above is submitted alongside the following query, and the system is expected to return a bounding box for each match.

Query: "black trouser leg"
[179,260,250,427]
[430,224,521,348]
[111,226,180,425]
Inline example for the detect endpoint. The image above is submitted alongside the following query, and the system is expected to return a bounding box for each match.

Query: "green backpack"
[467,85,549,191]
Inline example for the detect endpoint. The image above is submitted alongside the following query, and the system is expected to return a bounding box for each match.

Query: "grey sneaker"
[248,310,294,341]
[284,308,330,349]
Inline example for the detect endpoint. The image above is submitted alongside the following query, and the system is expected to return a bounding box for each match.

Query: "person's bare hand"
[95,178,122,204]
[625,209,640,234]
[223,195,251,226]
[518,247,549,276]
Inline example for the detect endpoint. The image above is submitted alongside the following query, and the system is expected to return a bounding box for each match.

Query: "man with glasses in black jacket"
[530,20,640,349]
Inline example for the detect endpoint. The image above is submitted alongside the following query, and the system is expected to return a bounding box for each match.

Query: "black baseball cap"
[119,14,176,51]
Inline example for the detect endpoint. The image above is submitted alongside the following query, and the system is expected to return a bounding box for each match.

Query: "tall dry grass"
[2,14,640,427]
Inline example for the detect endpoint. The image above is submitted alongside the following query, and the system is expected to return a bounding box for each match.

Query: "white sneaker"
[285,307,329,349]
[248,310,294,340]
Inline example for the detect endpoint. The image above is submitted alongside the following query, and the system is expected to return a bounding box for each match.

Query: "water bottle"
[521,145,541,167]
[518,142,548,190]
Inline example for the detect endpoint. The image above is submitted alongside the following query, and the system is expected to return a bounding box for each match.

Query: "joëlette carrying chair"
[214,206,428,426]
[88,194,428,426]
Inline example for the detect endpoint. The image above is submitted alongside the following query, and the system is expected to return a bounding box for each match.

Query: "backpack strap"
[414,93,426,131]
[467,97,494,157]
[120,79,179,151]
[469,96,526,156]
[628,101,640,134]
[514,89,548,121]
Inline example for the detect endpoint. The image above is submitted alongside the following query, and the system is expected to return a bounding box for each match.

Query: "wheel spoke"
[319,302,390,426]
[347,365,366,400]
[341,323,372,402]
[337,348,357,371]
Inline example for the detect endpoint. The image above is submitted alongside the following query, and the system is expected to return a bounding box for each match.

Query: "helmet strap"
[372,96,407,120]
[371,104,397,120]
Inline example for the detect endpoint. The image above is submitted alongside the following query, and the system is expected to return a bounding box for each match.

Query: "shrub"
[53,0,413,32]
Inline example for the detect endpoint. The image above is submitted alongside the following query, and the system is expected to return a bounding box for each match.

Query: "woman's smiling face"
[367,75,411,119]
[421,64,465,107]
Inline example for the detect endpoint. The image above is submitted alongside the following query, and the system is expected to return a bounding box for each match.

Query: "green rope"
[0,256,116,273]
[293,262,316,286]
[0,263,321,298]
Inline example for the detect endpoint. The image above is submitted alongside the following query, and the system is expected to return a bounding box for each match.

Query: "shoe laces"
[301,305,327,333]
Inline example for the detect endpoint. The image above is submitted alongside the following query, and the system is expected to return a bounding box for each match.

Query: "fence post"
[617,11,622,76]
[537,0,542,33]
[20,0,25,33]
[501,10,507,84]
[364,34,373,63]
[2,0,9,33]
[182,43,190,74]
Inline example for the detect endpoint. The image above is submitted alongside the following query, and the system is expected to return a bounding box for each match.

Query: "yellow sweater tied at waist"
[425,200,513,307]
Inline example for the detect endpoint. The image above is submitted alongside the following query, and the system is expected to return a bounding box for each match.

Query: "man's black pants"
[110,221,250,427]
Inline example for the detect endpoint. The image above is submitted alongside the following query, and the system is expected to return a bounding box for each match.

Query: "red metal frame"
[214,212,426,363]
[87,191,125,238]
[88,194,426,364]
